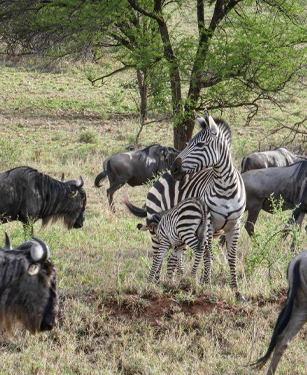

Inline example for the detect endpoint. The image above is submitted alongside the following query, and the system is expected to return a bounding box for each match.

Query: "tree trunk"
[173,115,195,151]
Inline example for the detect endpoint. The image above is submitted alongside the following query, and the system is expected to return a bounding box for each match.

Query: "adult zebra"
[125,111,246,298]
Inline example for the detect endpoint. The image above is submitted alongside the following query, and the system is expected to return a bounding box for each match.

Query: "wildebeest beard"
[0,255,58,335]
[40,175,87,230]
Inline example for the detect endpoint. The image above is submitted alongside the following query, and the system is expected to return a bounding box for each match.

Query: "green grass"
[0,59,306,374]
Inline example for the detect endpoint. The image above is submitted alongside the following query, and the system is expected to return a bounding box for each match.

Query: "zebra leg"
[188,238,204,278]
[149,235,163,282]
[201,232,213,284]
[147,244,169,283]
[225,224,241,293]
[166,245,185,279]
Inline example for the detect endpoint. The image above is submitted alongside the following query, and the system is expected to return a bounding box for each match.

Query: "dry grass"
[0,60,306,375]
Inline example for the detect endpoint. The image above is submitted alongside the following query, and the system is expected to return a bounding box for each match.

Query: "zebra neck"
[213,157,238,187]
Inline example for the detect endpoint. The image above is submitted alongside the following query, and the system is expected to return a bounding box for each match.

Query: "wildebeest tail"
[250,259,301,369]
[124,193,147,218]
[94,161,110,187]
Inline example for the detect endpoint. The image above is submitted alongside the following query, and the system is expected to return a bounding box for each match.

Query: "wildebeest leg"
[266,307,307,375]
[245,208,261,237]
[106,181,124,212]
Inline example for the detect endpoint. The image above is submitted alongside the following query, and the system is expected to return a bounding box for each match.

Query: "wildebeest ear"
[28,263,40,276]
[68,190,78,198]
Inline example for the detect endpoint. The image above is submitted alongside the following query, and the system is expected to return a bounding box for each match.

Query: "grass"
[0,58,307,374]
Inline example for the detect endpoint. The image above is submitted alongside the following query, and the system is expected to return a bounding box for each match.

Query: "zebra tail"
[124,193,147,218]
[94,160,110,187]
[250,259,301,369]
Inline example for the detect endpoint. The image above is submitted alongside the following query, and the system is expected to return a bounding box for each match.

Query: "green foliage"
[1,0,306,147]
[245,195,302,284]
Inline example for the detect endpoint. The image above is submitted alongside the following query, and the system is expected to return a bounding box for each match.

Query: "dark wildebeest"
[0,166,86,232]
[242,161,307,236]
[0,234,58,335]
[241,147,306,173]
[94,144,179,211]
[251,250,307,374]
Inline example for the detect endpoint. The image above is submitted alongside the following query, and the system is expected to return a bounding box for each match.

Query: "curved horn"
[15,241,36,250]
[30,236,50,263]
[76,176,84,188]
[4,232,12,250]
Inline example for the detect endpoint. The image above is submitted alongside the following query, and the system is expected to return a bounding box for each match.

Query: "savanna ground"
[0,56,307,375]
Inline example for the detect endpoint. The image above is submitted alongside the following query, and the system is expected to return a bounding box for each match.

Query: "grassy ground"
[0,59,306,375]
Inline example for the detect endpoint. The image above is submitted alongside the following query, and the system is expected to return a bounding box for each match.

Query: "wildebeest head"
[43,175,87,230]
[0,235,58,335]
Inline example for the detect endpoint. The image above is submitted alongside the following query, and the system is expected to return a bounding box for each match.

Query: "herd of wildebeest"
[1,112,307,374]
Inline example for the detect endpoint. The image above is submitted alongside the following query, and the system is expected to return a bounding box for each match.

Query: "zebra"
[137,197,213,283]
[125,111,246,299]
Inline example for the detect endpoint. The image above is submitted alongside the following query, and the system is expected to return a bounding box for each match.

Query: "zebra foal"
[137,197,213,283]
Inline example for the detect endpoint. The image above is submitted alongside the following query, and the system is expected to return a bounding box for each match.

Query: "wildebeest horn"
[61,173,65,182]
[76,176,84,188]
[30,236,50,263]
[4,232,12,250]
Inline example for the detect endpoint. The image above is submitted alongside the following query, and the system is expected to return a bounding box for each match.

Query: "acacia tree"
[0,0,306,149]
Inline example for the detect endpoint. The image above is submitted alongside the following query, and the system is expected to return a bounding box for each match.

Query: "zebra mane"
[196,114,232,148]
[213,117,232,148]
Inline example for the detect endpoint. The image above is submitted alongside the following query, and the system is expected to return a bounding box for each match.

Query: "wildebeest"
[241,147,306,173]
[94,144,179,211]
[242,161,307,236]
[0,166,86,231]
[251,250,307,374]
[0,234,58,335]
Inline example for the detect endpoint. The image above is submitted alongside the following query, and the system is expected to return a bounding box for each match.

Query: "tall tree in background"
[0,0,306,149]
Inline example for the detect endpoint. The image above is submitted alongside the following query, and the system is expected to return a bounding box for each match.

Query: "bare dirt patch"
[92,288,288,326]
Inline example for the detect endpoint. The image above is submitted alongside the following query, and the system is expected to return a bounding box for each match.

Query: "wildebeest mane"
[39,172,86,229]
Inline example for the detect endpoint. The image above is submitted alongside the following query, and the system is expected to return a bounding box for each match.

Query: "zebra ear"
[208,116,218,136]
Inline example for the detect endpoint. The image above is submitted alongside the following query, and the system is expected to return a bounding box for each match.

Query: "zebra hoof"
[235,291,247,302]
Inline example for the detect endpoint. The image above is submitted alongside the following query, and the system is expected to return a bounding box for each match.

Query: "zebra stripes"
[126,111,246,297]
[170,111,246,294]
[137,197,213,283]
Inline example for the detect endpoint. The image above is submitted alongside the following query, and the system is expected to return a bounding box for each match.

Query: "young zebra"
[126,111,246,299]
[137,197,213,283]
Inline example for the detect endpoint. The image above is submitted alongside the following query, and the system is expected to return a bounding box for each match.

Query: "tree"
[0,0,306,149]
